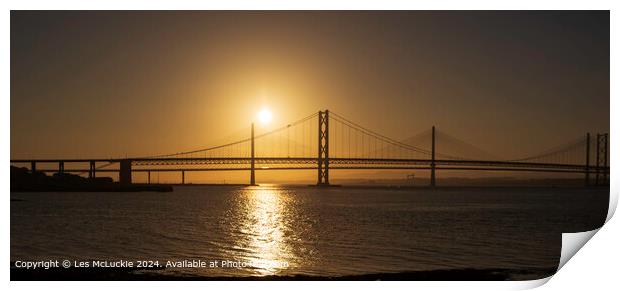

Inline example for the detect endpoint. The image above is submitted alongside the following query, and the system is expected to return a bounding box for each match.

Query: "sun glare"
[257,108,273,125]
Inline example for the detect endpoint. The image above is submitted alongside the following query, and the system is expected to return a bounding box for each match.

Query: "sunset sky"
[10,11,609,182]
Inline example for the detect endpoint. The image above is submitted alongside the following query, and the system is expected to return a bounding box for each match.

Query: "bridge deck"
[10,157,608,173]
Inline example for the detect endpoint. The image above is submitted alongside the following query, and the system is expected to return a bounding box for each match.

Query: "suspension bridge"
[10,110,610,186]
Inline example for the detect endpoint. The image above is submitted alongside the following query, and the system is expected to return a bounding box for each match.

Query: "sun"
[257,108,273,125]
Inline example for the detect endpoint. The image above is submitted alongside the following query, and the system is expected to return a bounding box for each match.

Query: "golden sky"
[11,11,609,183]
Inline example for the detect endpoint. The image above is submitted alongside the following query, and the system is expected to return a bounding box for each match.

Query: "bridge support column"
[317,110,330,185]
[250,122,256,185]
[430,126,436,187]
[89,161,96,179]
[148,171,151,184]
[182,170,185,184]
[119,159,132,185]
[31,161,36,174]
[58,162,64,175]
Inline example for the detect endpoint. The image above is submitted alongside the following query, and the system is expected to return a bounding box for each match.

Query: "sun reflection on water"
[236,186,292,275]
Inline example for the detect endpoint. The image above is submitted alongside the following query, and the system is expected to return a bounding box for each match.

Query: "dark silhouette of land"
[10,166,172,192]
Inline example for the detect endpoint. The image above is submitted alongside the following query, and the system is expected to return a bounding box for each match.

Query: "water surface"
[10,186,608,279]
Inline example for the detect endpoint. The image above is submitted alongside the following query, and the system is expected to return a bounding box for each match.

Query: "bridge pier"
[430,126,436,187]
[147,171,151,184]
[58,161,64,175]
[250,123,256,185]
[31,161,36,174]
[119,159,132,185]
[181,170,185,184]
[317,110,330,185]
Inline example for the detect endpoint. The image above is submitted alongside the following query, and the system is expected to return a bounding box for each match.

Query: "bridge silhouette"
[10,110,610,186]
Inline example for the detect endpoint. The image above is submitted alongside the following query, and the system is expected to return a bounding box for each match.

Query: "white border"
[3,1,618,290]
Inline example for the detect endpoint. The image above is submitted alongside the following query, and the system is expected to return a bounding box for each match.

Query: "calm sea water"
[10,186,608,278]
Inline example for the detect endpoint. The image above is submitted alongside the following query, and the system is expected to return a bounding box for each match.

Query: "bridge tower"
[595,133,608,186]
[250,123,256,185]
[317,110,330,185]
[430,126,436,187]
[585,133,590,186]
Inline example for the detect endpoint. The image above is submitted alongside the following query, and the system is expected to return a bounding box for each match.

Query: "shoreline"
[10,266,556,281]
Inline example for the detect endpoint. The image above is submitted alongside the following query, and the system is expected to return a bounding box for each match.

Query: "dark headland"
[10,166,172,192]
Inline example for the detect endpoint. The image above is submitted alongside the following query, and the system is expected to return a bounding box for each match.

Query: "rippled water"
[10,186,608,278]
